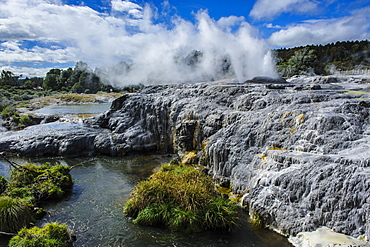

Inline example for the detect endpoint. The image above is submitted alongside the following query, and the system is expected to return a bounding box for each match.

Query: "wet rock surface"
[0,76,370,240]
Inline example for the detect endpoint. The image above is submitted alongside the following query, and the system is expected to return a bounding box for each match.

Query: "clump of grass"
[8,163,73,202]
[249,211,266,228]
[1,105,18,118]
[8,222,72,247]
[0,162,73,233]
[19,114,33,127]
[0,175,7,194]
[124,163,239,233]
[0,196,33,233]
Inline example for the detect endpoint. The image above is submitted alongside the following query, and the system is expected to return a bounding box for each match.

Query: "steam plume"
[94,9,277,86]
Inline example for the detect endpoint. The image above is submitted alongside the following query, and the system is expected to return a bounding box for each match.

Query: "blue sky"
[0,0,369,79]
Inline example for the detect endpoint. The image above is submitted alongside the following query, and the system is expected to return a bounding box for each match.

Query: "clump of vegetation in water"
[249,211,266,228]
[124,162,239,233]
[8,222,72,247]
[7,163,73,203]
[0,162,73,234]
[0,196,33,233]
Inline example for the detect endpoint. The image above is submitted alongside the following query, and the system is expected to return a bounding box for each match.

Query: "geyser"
[94,7,277,86]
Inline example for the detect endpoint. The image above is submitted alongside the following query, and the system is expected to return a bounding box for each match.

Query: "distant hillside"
[274,40,370,77]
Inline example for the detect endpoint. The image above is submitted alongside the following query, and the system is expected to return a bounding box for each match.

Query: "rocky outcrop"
[0,76,369,241]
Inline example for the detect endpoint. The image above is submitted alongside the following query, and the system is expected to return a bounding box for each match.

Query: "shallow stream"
[0,154,292,247]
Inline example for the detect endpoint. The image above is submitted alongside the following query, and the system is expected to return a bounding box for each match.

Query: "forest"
[274,40,370,77]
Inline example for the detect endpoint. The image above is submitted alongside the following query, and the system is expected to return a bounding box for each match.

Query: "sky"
[0,0,369,83]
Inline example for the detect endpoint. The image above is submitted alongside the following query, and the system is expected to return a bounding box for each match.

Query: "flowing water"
[0,154,292,247]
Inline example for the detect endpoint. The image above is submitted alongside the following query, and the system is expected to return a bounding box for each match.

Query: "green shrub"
[1,105,18,118]
[19,115,33,125]
[0,196,33,233]
[124,164,239,232]
[8,222,72,247]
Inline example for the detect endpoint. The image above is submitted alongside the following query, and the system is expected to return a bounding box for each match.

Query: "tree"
[43,69,61,90]
[0,70,17,86]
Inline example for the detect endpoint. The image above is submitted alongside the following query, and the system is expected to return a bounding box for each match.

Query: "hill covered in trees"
[274,40,370,77]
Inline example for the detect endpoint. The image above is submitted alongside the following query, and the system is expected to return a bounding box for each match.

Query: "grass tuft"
[0,196,32,233]
[124,163,239,233]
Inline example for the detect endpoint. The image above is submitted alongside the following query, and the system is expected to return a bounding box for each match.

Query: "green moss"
[8,163,73,202]
[0,196,33,233]
[124,163,239,233]
[8,222,72,247]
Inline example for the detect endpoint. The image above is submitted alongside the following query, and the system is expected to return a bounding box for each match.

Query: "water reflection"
[33,103,111,116]
[0,154,292,247]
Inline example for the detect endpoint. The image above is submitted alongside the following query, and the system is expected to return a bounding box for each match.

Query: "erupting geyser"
[94,9,277,86]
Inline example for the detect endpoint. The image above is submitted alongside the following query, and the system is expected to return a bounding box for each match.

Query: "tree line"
[0,62,125,94]
[274,40,370,77]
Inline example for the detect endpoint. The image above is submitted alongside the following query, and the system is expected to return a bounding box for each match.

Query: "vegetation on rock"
[8,222,72,247]
[124,162,239,233]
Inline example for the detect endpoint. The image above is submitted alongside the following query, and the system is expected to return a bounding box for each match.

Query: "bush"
[124,163,239,232]
[0,196,33,233]
[8,222,72,247]
[19,114,33,126]
[1,105,18,118]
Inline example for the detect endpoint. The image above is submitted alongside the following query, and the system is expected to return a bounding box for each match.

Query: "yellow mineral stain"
[344,90,370,96]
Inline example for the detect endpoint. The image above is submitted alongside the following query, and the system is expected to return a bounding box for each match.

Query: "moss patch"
[8,163,73,202]
[8,222,72,247]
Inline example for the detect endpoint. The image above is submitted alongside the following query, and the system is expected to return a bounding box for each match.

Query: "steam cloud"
[0,0,277,85]
[97,10,277,86]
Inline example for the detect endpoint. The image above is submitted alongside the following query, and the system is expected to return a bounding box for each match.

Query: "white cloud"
[0,65,58,78]
[249,0,318,20]
[268,13,370,47]
[111,0,142,12]
[265,23,282,29]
